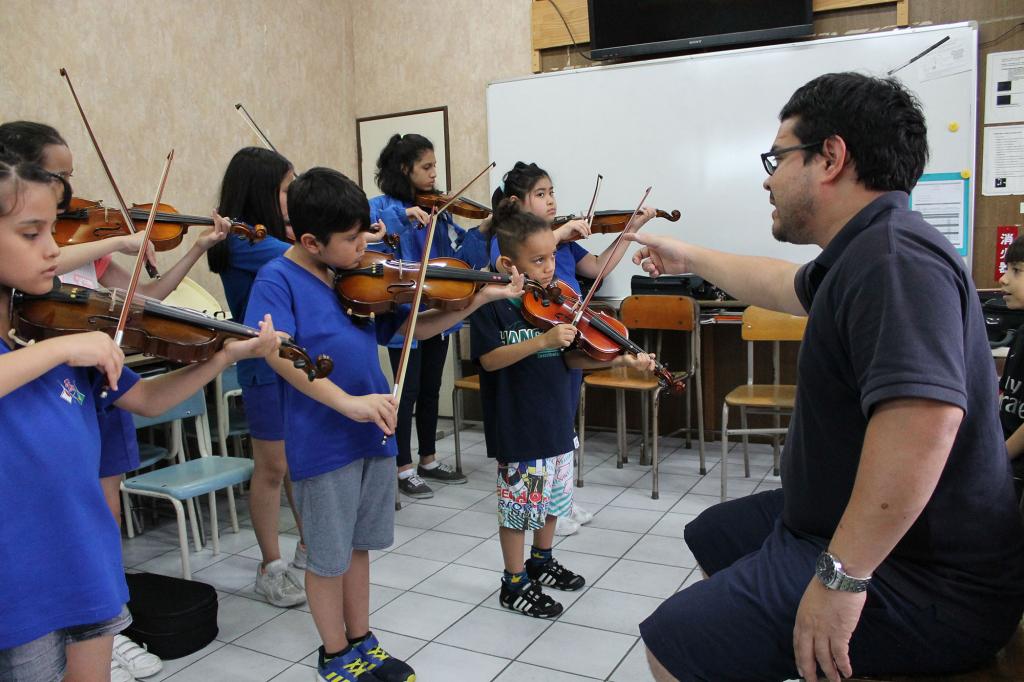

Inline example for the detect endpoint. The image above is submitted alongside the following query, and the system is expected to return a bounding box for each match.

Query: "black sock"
[527,546,553,566]
[502,569,529,591]
[347,632,370,646]
[321,644,351,663]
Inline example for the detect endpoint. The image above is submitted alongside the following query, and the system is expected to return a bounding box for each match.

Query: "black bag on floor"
[123,572,218,659]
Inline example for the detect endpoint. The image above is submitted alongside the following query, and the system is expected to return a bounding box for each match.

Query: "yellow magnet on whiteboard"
[948,121,959,132]
[960,169,971,179]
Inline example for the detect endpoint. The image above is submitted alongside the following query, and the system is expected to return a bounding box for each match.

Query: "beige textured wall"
[0,0,354,304]
[348,0,532,207]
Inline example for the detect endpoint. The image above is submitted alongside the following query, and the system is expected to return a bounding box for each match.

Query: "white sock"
[420,460,439,470]
[398,468,415,480]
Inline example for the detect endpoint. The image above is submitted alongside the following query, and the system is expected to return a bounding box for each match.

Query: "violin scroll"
[278,343,334,381]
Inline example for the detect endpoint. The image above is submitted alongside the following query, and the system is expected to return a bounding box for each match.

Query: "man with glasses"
[628,72,1024,682]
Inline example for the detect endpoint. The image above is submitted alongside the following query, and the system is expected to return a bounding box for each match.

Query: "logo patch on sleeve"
[60,378,86,405]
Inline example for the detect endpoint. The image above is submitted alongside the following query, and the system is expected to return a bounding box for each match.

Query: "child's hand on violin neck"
[57,331,125,392]
[405,205,431,227]
[554,218,591,243]
[482,266,525,302]
[365,220,387,243]
[339,393,398,435]
[621,351,657,373]
[542,323,578,350]
[195,211,232,251]
[117,232,158,267]
[221,314,281,362]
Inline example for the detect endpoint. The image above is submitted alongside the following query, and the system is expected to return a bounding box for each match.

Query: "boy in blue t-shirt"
[245,167,523,682]
[470,202,656,618]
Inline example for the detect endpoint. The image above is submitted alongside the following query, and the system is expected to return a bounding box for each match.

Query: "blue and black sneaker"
[353,632,416,682]
[317,644,378,682]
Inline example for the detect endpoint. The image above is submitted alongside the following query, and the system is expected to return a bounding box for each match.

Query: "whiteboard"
[486,22,978,298]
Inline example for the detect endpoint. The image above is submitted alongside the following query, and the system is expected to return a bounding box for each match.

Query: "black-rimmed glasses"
[760,140,825,176]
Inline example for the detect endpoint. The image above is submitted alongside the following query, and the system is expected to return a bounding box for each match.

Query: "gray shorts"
[294,455,396,577]
[0,606,130,682]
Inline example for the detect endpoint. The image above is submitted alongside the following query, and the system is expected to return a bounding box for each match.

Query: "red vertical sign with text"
[996,226,1020,281]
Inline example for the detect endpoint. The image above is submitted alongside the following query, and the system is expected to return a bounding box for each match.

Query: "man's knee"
[646,646,679,682]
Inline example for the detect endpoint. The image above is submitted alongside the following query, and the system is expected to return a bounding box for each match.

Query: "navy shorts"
[639,489,1007,682]
[98,408,140,478]
[241,381,284,441]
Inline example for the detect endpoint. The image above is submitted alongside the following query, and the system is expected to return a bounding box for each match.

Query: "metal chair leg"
[171,498,191,580]
[652,388,662,500]
[208,491,220,555]
[740,406,750,478]
[721,402,730,502]
[696,363,706,475]
[616,389,627,467]
[577,383,586,487]
[640,392,650,466]
[684,375,693,449]
[453,387,463,475]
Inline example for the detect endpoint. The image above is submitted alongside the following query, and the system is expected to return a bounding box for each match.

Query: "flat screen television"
[588,0,814,60]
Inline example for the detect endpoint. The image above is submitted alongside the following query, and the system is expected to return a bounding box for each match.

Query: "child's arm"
[1007,422,1024,460]
[564,349,657,373]
[265,353,398,435]
[99,214,231,300]
[405,267,525,340]
[57,233,157,275]
[478,323,576,372]
[0,332,125,399]
[113,315,280,417]
[574,207,657,279]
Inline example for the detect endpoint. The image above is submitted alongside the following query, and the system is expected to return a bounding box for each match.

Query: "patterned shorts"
[496,451,574,531]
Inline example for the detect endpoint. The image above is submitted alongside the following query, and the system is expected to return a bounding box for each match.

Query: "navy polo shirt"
[784,191,1024,631]
[469,297,576,462]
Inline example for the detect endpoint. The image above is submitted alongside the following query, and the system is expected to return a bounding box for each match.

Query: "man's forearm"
[827,398,963,578]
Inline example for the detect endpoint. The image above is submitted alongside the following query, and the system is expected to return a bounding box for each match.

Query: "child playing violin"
[369,133,491,500]
[0,119,235,679]
[0,152,280,682]
[472,200,656,618]
[490,161,656,536]
[244,167,522,682]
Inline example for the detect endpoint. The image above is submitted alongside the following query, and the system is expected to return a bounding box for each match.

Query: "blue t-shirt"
[369,194,489,347]
[489,237,589,294]
[0,346,140,649]
[787,191,1024,634]
[244,256,407,480]
[219,234,290,386]
[469,298,576,462]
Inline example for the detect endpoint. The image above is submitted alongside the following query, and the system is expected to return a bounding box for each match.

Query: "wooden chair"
[848,620,1024,681]
[578,295,703,500]
[720,306,806,500]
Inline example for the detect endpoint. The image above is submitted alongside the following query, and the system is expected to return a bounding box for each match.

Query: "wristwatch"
[815,551,871,593]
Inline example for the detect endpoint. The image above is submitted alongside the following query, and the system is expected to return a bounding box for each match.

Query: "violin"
[334,250,509,317]
[552,208,681,240]
[415,190,491,220]
[520,279,685,394]
[11,282,332,381]
[56,197,266,250]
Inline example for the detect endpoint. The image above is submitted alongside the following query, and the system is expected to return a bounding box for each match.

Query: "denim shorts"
[0,606,130,682]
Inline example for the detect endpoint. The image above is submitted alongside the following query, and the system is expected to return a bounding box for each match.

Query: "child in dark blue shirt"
[246,167,522,682]
[471,200,656,618]
[0,154,280,681]
[997,236,1024,499]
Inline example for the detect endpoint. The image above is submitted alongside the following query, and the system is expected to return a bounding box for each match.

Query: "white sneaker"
[554,515,580,536]
[110,658,136,682]
[291,542,308,571]
[571,503,594,525]
[255,558,307,607]
[112,635,160,679]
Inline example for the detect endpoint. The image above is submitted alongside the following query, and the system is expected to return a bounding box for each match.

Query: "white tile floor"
[122,422,783,681]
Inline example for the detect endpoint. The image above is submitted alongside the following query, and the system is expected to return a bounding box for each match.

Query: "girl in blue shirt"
[206,147,309,607]
[489,161,657,535]
[0,153,280,681]
[368,133,491,499]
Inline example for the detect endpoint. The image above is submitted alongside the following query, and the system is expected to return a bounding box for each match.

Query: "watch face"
[816,552,836,584]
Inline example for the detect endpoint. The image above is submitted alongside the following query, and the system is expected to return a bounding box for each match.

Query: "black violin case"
[123,572,218,659]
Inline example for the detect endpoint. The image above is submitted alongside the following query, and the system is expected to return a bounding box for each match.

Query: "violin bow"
[383,161,496,445]
[235,103,279,153]
[113,150,175,348]
[59,68,160,279]
[583,173,603,227]
[571,186,651,326]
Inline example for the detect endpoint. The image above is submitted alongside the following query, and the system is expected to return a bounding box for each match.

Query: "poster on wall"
[985,50,1024,125]
[982,124,1024,196]
[909,173,970,256]
[356,107,451,197]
